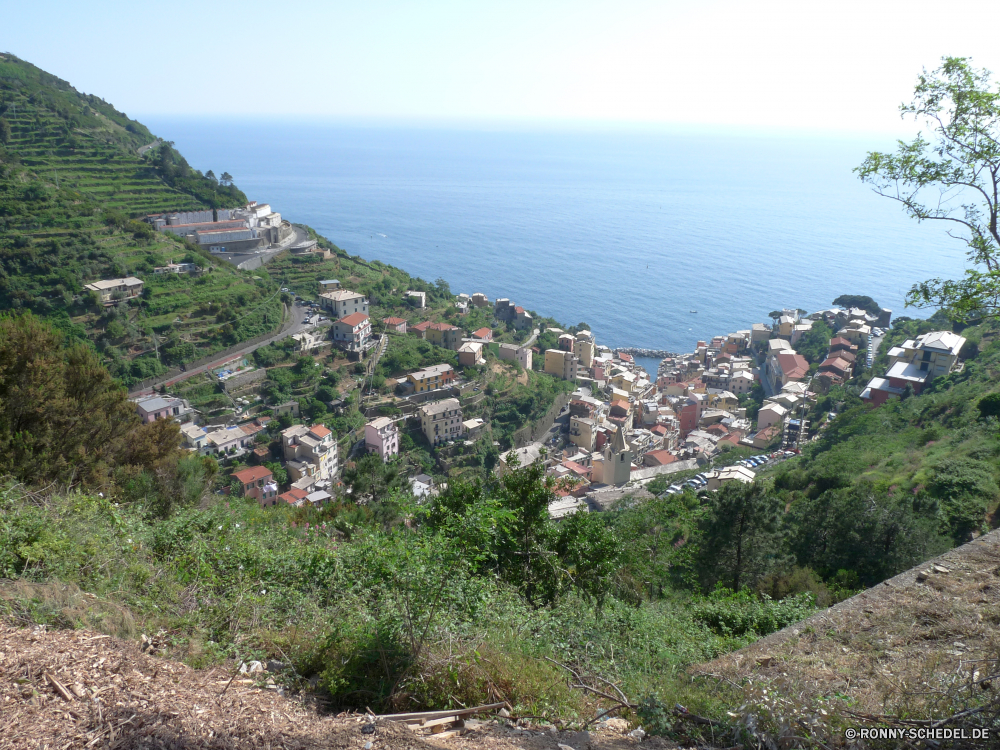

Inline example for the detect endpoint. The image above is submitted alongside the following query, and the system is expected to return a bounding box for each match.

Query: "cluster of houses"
[130,264,967,521]
[861,330,965,406]
[145,202,291,253]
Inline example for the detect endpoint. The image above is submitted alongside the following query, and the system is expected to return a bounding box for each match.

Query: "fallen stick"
[378,702,506,722]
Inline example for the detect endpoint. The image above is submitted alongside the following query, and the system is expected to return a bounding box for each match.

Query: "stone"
[756,656,774,667]
[629,729,646,741]
[605,718,630,733]
[562,730,591,749]
[933,565,951,574]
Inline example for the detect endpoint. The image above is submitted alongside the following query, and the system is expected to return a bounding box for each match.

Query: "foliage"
[794,320,834,364]
[856,58,1000,320]
[343,452,406,511]
[696,481,787,592]
[690,586,817,638]
[832,294,881,314]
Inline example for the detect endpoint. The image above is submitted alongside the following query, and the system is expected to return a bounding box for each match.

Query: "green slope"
[0,53,284,384]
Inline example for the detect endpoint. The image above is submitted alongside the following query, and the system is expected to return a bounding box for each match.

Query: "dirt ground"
[698,526,1000,716]
[0,623,671,750]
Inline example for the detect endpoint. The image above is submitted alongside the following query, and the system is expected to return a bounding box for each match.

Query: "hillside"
[0,54,290,383]
[688,526,1000,747]
[6,53,1000,750]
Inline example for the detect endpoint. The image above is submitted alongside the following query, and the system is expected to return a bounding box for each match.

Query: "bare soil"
[0,623,668,750]
[697,526,1000,717]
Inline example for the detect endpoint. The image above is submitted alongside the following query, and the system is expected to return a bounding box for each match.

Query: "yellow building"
[544,349,579,381]
[569,416,596,451]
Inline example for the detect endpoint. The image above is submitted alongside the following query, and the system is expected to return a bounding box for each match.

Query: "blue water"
[143,119,969,354]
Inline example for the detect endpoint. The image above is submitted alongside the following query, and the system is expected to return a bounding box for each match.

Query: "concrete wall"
[513,392,571,448]
[222,367,266,393]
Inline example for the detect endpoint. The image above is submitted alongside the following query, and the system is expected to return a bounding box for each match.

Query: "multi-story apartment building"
[281,424,338,487]
[419,398,463,446]
[319,289,368,318]
[544,349,579,381]
[365,417,400,462]
[407,364,456,393]
[331,312,372,352]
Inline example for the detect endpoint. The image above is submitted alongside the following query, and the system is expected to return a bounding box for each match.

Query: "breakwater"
[615,347,676,359]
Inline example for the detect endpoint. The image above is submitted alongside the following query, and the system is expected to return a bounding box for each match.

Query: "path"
[129,303,319,395]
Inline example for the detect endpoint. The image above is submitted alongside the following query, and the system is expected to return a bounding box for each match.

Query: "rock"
[916,570,931,582]
[756,656,774,667]
[629,728,646,741]
[605,718,630,733]
[933,564,950,574]
[364,742,373,750]
[266,660,288,673]
[562,730,591,749]
[498,708,511,718]
[547,724,559,735]
[361,724,376,735]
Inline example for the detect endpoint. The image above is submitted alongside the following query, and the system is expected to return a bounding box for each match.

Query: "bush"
[691,587,816,639]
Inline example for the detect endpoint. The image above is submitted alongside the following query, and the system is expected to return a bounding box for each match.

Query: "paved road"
[131,303,326,395]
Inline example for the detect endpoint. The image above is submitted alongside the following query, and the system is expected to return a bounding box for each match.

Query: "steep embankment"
[0,620,651,750]
[683,527,1000,744]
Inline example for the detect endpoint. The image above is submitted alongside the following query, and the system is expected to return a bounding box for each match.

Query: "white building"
[319,289,368,318]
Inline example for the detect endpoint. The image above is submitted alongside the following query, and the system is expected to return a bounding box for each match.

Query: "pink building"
[134,394,187,423]
[365,417,400,462]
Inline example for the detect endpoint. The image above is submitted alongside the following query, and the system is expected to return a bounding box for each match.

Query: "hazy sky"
[8,0,1000,133]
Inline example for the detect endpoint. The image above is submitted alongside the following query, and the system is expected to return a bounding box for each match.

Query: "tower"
[604,425,632,486]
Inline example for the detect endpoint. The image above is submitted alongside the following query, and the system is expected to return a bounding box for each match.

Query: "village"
[96,203,969,520]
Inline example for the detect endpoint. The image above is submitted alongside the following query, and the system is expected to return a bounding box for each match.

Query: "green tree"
[833,295,881,314]
[786,481,948,586]
[977,392,1000,419]
[343,451,404,507]
[795,320,834,364]
[696,481,786,592]
[264,461,288,488]
[856,58,1000,320]
[0,117,10,145]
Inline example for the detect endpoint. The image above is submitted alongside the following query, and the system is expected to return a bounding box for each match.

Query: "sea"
[144,118,970,375]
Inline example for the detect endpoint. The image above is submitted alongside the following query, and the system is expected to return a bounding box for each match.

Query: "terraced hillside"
[0,53,286,384]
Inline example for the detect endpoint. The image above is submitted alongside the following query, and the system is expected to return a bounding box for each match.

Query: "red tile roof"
[339,312,369,326]
[645,450,678,466]
[472,327,493,339]
[651,424,668,435]
[232,466,273,484]
[427,322,459,331]
[411,321,432,331]
[776,351,810,380]
[829,337,857,349]
[279,488,309,505]
[561,460,591,477]
[819,356,851,373]
[383,317,406,325]
[515,306,525,313]
[309,425,332,439]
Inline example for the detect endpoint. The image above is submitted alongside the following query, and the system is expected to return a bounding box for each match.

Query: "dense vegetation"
[4,52,1000,748]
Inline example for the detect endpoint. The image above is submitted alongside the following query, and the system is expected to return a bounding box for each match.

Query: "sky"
[6,0,1000,133]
